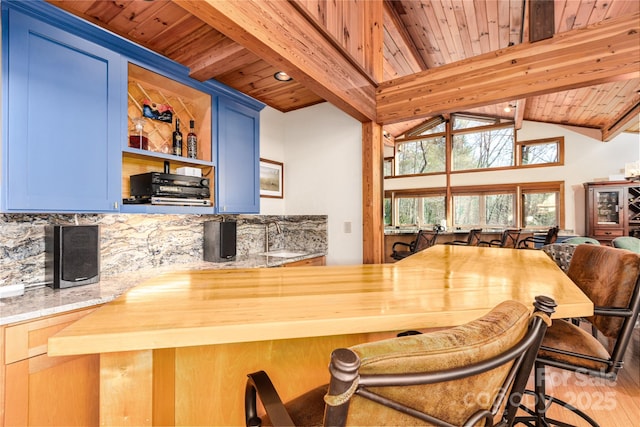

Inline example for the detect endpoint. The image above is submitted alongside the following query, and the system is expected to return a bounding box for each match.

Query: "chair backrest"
[541,243,577,272]
[612,236,640,253]
[566,245,640,365]
[467,228,482,246]
[323,297,556,427]
[562,236,600,245]
[413,230,438,252]
[499,229,521,248]
[544,226,560,245]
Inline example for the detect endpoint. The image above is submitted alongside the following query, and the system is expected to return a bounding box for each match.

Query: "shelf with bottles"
[126,63,211,163]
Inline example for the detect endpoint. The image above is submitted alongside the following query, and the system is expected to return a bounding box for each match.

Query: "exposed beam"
[602,101,640,142]
[187,39,249,81]
[383,0,427,72]
[174,0,376,122]
[377,13,640,125]
[362,122,384,264]
[514,99,526,130]
[529,0,554,42]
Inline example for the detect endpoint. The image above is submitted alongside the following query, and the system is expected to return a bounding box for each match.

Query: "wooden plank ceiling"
[47,0,639,141]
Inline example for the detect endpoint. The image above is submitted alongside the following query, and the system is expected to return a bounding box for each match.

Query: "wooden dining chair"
[516,245,640,426]
[443,228,482,246]
[245,296,557,427]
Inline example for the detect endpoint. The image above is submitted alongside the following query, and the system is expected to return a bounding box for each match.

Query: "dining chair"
[562,236,600,245]
[518,226,559,249]
[612,236,640,253]
[391,229,439,260]
[245,296,557,427]
[479,229,521,248]
[540,243,577,272]
[443,228,482,246]
[516,244,640,427]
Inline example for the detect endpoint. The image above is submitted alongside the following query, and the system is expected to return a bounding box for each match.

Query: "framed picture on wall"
[260,158,284,198]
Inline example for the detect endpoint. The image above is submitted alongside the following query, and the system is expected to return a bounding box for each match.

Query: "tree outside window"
[452,127,514,171]
[396,137,445,175]
[453,194,515,228]
[523,192,559,227]
[396,196,446,227]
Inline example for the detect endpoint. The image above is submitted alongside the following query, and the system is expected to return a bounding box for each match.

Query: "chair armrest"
[518,235,546,248]
[245,371,294,427]
[392,241,413,251]
[444,240,467,245]
[478,239,500,247]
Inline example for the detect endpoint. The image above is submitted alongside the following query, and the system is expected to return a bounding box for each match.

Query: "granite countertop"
[0,251,326,326]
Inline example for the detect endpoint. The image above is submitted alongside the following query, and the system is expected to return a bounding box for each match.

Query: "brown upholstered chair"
[391,229,439,260]
[517,245,640,426]
[518,226,559,249]
[479,229,521,248]
[443,228,482,246]
[245,296,556,427]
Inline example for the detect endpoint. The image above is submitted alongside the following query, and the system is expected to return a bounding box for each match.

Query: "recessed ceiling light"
[273,71,293,82]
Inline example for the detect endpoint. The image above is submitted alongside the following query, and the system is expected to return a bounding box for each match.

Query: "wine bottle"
[187,120,197,159]
[172,119,183,156]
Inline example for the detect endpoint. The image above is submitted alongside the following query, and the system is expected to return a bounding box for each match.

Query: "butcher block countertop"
[48,245,593,357]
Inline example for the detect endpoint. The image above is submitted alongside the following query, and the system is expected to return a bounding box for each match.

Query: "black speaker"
[45,225,100,289]
[204,221,236,262]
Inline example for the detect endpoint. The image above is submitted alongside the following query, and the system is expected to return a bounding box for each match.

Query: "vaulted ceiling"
[47,0,640,141]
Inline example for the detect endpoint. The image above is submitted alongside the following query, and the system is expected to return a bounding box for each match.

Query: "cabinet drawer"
[4,307,97,364]
[593,229,624,239]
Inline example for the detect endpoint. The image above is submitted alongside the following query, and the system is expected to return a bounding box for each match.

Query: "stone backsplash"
[0,214,327,288]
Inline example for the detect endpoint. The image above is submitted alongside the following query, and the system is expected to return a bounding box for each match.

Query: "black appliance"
[204,221,237,262]
[45,225,100,289]
[129,172,210,199]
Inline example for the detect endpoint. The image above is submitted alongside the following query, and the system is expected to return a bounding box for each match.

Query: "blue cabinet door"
[217,97,260,213]
[2,9,122,212]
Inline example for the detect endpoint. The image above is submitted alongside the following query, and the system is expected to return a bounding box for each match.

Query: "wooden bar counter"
[48,245,593,426]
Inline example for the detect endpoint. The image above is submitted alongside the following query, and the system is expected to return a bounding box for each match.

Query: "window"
[522,191,559,227]
[395,195,446,226]
[518,137,563,166]
[452,125,514,171]
[383,158,393,177]
[384,197,392,226]
[396,136,446,175]
[453,192,515,228]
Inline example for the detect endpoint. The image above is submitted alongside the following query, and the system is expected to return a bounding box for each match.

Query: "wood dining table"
[48,245,593,426]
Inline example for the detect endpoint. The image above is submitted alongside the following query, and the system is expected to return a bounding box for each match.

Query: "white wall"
[260,104,363,265]
[258,107,286,215]
[385,120,640,235]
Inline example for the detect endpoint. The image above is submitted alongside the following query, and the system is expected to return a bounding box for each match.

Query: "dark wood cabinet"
[584,181,640,244]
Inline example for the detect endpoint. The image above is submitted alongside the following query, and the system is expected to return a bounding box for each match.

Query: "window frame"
[385,182,565,230]
[516,137,564,167]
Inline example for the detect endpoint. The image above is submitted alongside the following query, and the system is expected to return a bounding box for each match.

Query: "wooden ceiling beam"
[383,0,427,72]
[187,38,249,81]
[377,12,640,125]
[528,0,554,42]
[174,0,376,122]
[602,100,640,142]
[514,99,526,130]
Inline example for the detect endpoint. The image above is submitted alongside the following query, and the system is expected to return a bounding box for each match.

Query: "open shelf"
[124,63,214,210]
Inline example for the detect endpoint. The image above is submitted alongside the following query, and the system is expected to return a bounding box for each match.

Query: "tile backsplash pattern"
[0,214,327,288]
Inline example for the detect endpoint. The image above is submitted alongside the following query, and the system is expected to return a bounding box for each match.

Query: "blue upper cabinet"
[217,97,261,214]
[1,0,263,214]
[2,8,122,212]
